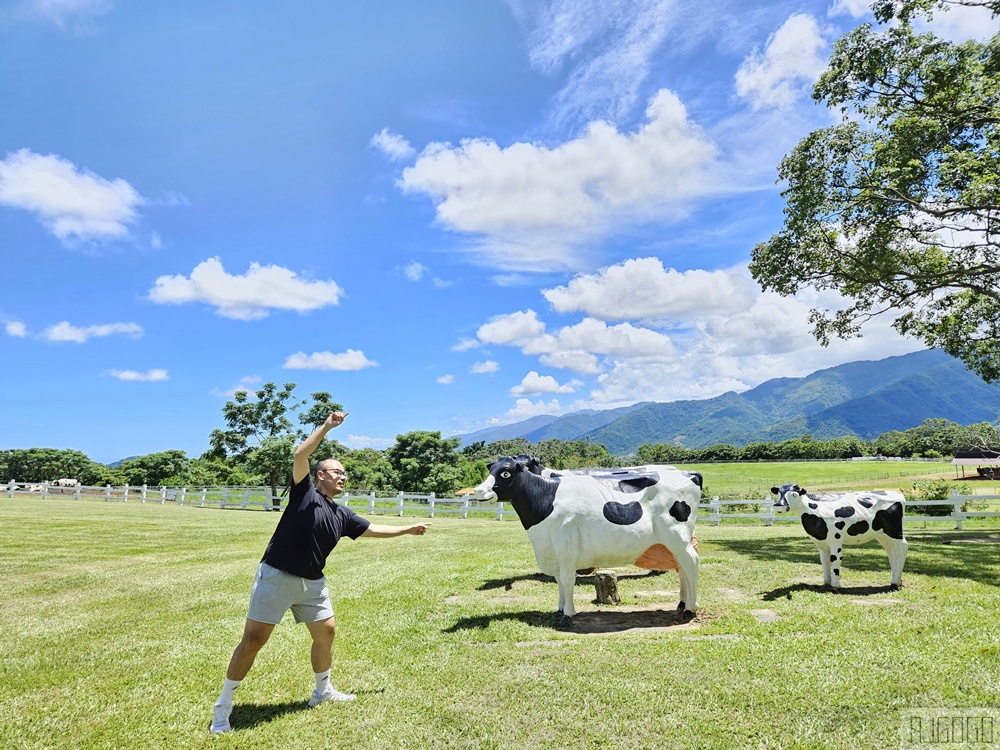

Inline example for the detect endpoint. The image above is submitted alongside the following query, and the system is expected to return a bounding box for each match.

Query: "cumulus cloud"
[344,434,395,449]
[0,149,143,243]
[471,360,500,374]
[503,397,566,421]
[148,257,343,320]
[827,0,870,18]
[399,89,720,270]
[210,376,262,398]
[283,349,378,371]
[510,371,582,396]
[735,14,828,111]
[543,257,757,321]
[107,368,168,382]
[451,337,481,351]
[476,309,675,373]
[401,261,427,281]
[14,0,114,29]
[370,128,416,161]
[437,374,455,385]
[5,321,27,337]
[42,321,142,344]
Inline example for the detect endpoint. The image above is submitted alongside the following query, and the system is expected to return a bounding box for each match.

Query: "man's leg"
[211,619,276,733]
[304,617,355,705]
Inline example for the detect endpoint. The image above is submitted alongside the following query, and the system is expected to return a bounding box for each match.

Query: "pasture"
[1,497,998,750]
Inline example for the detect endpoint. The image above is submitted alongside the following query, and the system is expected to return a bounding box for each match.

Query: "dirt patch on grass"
[633,589,681,599]
[718,587,750,601]
[850,598,906,606]
[942,537,1000,544]
[749,608,783,623]
[567,606,702,635]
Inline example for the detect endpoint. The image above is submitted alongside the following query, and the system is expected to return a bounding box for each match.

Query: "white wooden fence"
[5,481,999,528]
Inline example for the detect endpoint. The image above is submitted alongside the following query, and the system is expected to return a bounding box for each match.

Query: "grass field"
[1,497,998,750]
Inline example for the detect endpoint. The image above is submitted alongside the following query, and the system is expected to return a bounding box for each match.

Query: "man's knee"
[307,617,336,644]
[239,620,274,652]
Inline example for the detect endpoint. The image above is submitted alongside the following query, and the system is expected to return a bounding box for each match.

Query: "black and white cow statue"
[475,456,701,626]
[771,483,908,589]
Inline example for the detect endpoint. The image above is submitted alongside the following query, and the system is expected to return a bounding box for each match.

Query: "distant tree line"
[2,386,995,493]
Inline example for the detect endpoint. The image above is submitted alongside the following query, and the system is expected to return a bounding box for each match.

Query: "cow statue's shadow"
[761,582,899,601]
[478,569,664,593]
[444,607,694,634]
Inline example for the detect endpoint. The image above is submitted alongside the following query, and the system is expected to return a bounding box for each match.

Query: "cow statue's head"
[770,483,806,512]
[474,456,524,501]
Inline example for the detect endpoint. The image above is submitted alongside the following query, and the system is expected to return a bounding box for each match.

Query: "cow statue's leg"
[877,536,908,589]
[672,541,699,620]
[817,543,833,586]
[676,564,688,611]
[827,541,844,588]
[555,562,578,628]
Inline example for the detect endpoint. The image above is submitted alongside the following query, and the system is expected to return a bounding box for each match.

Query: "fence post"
[123,484,129,503]
[242,489,251,510]
[369,491,375,515]
[41,482,49,499]
[429,492,435,519]
[141,484,148,504]
[105,485,112,502]
[397,491,404,517]
[178,487,187,506]
[75,483,82,501]
[160,487,168,504]
[952,490,964,531]
[763,497,774,527]
[7,481,13,498]
[496,501,504,521]
[712,496,721,526]
[462,493,469,519]
[199,488,207,507]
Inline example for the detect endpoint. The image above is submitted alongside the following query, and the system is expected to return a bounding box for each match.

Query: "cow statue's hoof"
[889,583,900,591]
[676,600,686,611]
[681,609,696,623]
[556,615,574,630]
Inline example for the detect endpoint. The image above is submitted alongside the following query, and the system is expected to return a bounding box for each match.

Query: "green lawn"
[1,498,998,749]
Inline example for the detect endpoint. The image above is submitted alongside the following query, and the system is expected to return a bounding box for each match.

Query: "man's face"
[316,462,348,496]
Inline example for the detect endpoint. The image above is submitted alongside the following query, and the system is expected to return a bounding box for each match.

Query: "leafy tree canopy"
[750,0,1000,380]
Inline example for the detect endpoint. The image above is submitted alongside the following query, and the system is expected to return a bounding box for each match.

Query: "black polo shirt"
[261,475,370,580]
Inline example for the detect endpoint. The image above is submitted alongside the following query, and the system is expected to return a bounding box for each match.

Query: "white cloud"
[437,374,455,385]
[510,371,582,396]
[0,149,143,243]
[210,376,261,398]
[735,14,828,111]
[5,321,27,337]
[920,4,1000,42]
[402,261,427,281]
[503,397,566,421]
[451,337,481,351]
[283,349,378,371]
[827,0,870,18]
[16,0,113,29]
[432,277,454,289]
[148,257,343,320]
[543,257,757,321]
[399,89,720,270]
[344,434,395,450]
[107,368,168,382]
[371,128,416,161]
[42,321,142,344]
[539,351,602,375]
[471,360,500,374]
[506,0,678,127]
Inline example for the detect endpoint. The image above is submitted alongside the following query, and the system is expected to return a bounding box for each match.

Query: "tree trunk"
[594,570,621,605]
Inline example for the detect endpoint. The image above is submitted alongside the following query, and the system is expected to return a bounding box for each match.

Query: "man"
[211,411,430,734]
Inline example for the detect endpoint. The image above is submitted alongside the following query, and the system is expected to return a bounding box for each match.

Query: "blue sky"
[1,0,996,464]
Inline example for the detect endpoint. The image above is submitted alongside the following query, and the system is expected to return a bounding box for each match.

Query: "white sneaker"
[308,687,356,707]
[210,702,232,733]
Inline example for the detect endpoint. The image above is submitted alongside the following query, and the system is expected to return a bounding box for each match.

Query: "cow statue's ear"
[770,486,779,495]
[798,486,806,494]
[487,460,496,470]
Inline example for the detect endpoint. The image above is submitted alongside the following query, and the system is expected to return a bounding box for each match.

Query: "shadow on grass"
[479,569,665,592]
[710,530,1000,588]
[761,582,898,601]
[444,607,691,634]
[228,700,307,730]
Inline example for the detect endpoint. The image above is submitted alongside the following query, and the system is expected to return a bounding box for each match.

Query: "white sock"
[315,669,331,693]
[218,678,241,705]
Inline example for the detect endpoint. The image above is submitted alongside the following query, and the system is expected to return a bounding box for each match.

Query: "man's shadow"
[227,690,385,730]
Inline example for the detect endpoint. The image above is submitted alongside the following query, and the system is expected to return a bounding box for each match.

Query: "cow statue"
[771,483,908,589]
[475,456,701,627]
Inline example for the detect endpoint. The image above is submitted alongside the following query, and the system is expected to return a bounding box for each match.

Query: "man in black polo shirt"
[211,411,430,734]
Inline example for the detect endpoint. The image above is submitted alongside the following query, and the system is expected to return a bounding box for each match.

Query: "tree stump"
[594,570,621,605]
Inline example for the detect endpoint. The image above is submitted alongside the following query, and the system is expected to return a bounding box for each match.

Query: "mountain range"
[457,349,1000,455]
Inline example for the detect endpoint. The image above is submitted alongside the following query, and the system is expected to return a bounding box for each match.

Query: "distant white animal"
[54,478,79,487]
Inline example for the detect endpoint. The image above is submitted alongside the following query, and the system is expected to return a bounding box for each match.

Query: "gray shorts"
[246,562,334,625]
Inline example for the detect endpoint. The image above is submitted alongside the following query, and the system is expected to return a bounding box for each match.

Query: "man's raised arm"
[292,412,348,484]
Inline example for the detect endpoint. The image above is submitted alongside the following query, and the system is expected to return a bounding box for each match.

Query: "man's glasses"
[321,469,348,478]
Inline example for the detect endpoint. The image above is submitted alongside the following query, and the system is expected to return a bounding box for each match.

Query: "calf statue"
[475,456,701,627]
[771,483,908,589]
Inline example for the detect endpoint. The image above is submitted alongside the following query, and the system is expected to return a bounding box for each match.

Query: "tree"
[207,383,344,500]
[340,448,397,492]
[116,450,191,486]
[750,0,1000,381]
[385,431,463,494]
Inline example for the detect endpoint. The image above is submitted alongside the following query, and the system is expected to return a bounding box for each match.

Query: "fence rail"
[5,481,999,528]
